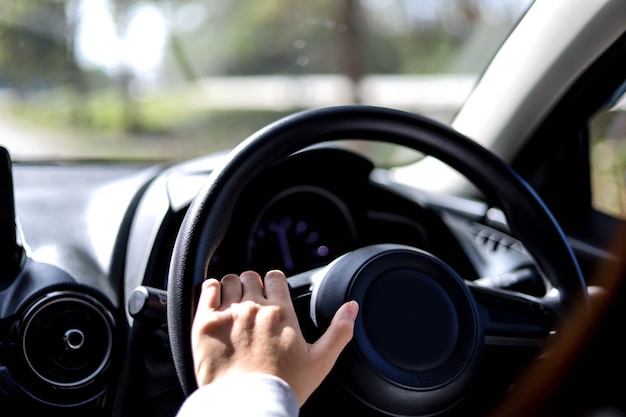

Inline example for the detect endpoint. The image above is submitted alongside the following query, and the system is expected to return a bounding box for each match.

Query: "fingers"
[240,270,264,300]
[210,271,269,308]
[311,300,359,372]
[198,278,221,311]
[220,273,243,306]
[263,270,290,303]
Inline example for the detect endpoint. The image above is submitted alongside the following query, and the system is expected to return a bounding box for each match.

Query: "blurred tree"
[158,0,500,79]
[160,0,366,100]
[110,0,142,132]
[338,0,364,102]
[0,0,531,140]
[0,1,79,93]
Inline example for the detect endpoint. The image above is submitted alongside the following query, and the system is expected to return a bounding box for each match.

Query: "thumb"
[310,300,359,372]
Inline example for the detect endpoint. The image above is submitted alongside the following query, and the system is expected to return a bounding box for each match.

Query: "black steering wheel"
[167,105,586,416]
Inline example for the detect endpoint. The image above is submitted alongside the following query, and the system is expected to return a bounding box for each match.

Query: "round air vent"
[11,289,116,406]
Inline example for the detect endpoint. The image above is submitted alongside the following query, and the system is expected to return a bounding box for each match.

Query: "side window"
[590,84,626,219]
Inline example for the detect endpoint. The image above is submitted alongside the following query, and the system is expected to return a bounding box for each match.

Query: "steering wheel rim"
[167,105,586,414]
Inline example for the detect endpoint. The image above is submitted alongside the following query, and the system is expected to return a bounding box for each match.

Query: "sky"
[75,0,167,79]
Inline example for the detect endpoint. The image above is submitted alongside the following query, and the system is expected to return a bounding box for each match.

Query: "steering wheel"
[167,105,586,416]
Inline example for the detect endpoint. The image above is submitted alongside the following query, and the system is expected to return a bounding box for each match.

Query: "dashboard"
[125,146,493,297]
[120,143,544,415]
[4,143,542,416]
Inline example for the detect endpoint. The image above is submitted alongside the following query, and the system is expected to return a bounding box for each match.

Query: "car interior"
[1,0,626,416]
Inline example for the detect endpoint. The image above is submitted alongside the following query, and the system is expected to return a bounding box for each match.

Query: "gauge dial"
[247,187,356,275]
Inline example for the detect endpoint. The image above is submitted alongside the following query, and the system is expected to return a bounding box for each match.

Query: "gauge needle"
[275,220,294,272]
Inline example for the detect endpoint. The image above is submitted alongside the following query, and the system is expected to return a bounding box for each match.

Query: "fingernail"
[346,300,359,321]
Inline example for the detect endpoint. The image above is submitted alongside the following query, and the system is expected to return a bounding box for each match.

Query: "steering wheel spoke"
[468,283,557,348]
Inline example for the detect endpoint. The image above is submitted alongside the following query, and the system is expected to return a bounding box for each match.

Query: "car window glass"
[0,0,532,162]
[590,83,626,219]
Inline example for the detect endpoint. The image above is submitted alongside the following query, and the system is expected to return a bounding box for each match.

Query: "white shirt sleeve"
[175,373,299,417]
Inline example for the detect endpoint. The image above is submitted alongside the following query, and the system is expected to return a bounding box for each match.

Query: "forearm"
[176,373,299,417]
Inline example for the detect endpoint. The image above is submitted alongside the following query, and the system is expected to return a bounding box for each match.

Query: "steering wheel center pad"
[311,244,482,416]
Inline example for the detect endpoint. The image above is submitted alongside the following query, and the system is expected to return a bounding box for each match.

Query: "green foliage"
[0,1,75,91]
[165,0,472,77]
[590,110,626,218]
[6,84,294,157]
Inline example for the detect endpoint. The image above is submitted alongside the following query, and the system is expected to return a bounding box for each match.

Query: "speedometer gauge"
[247,186,357,275]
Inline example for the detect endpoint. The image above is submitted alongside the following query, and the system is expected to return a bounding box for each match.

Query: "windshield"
[0,0,532,163]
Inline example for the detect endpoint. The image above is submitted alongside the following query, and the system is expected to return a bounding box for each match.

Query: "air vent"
[470,224,527,255]
[11,290,115,406]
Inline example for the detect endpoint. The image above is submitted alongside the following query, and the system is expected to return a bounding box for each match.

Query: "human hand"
[190,269,359,406]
